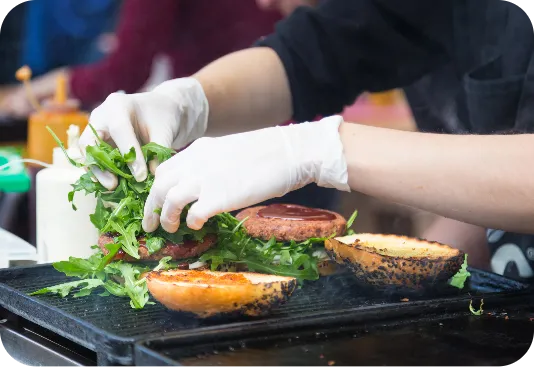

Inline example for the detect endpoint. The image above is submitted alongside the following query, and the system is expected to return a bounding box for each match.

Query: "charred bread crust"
[236,206,346,242]
[317,259,341,276]
[147,270,298,318]
[325,234,464,290]
[98,233,218,261]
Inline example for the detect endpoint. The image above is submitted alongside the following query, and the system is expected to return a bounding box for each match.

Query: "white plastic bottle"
[36,125,99,263]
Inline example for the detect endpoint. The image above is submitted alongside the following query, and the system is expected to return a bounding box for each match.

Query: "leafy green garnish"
[142,142,175,163]
[51,125,180,262]
[469,299,484,316]
[153,256,173,271]
[46,126,83,168]
[89,197,109,229]
[32,248,155,307]
[30,279,104,298]
[145,237,165,255]
[198,213,325,281]
[346,210,358,236]
[449,254,471,289]
[106,261,149,309]
[37,125,361,308]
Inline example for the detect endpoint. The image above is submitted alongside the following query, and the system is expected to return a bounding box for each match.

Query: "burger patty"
[236,205,346,242]
[98,233,218,261]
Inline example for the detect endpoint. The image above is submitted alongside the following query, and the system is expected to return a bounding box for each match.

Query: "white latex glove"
[79,78,209,190]
[143,116,350,233]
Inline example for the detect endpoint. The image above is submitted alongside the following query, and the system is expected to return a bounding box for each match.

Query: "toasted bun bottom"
[147,270,297,318]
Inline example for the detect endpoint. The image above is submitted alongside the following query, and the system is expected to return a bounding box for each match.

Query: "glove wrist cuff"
[284,116,350,192]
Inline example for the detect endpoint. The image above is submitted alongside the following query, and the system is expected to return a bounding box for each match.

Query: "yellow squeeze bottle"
[17,66,89,165]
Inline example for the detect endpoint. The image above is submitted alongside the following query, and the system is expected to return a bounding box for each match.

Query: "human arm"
[69,0,180,106]
[0,0,179,117]
[80,0,456,186]
[144,118,534,235]
[340,122,534,233]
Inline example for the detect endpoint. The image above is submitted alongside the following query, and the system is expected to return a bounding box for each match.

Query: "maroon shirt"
[70,0,281,107]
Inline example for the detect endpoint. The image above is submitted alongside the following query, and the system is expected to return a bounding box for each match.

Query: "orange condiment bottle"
[16,66,89,165]
[367,90,399,106]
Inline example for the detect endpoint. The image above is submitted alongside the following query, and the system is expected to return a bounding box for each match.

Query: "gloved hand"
[142,115,350,233]
[79,78,209,190]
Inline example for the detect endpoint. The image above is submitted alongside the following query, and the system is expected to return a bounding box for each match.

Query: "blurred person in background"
[82,0,534,281]
[0,0,319,114]
[407,1,533,279]
[0,0,336,211]
[0,3,27,85]
[0,0,121,100]
[20,0,122,78]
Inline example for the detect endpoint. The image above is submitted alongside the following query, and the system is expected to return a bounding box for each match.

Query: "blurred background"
[0,0,440,257]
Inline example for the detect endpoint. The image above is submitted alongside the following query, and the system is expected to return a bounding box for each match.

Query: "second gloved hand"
[143,115,350,233]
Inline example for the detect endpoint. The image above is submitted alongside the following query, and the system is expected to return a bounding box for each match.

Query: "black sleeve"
[256,0,456,122]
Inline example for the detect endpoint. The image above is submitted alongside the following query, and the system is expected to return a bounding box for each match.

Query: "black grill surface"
[0,264,530,365]
[135,308,534,366]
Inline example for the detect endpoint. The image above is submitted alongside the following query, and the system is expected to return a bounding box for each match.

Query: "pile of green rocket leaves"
[30,126,355,309]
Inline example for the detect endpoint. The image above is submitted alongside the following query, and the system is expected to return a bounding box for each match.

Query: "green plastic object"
[0,147,31,193]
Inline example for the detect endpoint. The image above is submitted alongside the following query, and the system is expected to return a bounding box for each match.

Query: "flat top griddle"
[0,264,531,365]
[135,308,534,366]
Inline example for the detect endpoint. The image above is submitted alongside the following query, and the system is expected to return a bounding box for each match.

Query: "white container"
[0,227,37,268]
[36,125,99,263]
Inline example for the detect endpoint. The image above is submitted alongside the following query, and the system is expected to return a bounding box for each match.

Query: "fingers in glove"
[148,129,174,175]
[91,166,118,191]
[142,195,160,233]
[105,96,147,182]
[186,197,220,231]
[142,170,178,232]
[160,181,200,233]
[79,124,119,190]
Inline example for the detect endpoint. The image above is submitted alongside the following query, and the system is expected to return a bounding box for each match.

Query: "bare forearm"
[194,48,292,134]
[341,123,534,233]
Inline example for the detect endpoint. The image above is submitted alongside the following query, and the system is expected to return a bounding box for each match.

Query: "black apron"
[403,0,534,281]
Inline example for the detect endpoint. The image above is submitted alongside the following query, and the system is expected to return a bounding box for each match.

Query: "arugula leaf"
[109,221,140,260]
[97,243,122,270]
[469,299,484,316]
[449,254,471,289]
[244,258,319,281]
[30,279,104,298]
[346,210,358,230]
[46,126,83,168]
[153,256,173,271]
[123,147,136,163]
[90,197,109,230]
[103,280,127,297]
[86,145,133,178]
[71,172,106,195]
[52,243,120,279]
[87,123,109,148]
[107,262,149,309]
[53,257,99,278]
[146,237,165,255]
[200,212,327,281]
[142,143,175,163]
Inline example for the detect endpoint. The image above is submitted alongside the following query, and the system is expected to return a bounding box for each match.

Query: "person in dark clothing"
[79,0,534,279]
[0,0,337,212]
